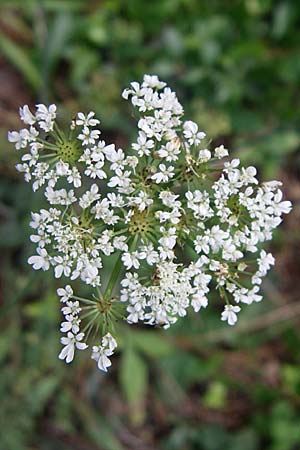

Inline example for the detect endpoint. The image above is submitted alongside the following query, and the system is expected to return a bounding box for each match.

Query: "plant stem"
[104,253,123,300]
[103,235,137,300]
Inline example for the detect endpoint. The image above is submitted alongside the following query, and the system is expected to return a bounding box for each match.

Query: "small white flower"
[214,145,228,159]
[224,158,240,173]
[122,251,140,269]
[142,74,166,89]
[158,226,177,249]
[19,105,36,125]
[132,131,154,157]
[57,285,73,302]
[108,169,132,190]
[151,164,175,183]
[183,121,206,146]
[78,126,101,146]
[159,190,181,208]
[139,243,159,265]
[55,160,70,177]
[113,236,128,251]
[91,333,117,372]
[28,248,50,271]
[60,314,80,333]
[157,141,181,162]
[36,104,56,131]
[198,149,211,163]
[194,235,210,254]
[258,250,275,275]
[85,162,107,180]
[45,186,76,205]
[80,264,100,287]
[129,191,153,211]
[102,332,118,353]
[54,255,72,278]
[272,190,292,215]
[191,293,208,312]
[76,111,100,127]
[8,129,29,150]
[59,332,88,364]
[61,300,81,316]
[221,305,241,326]
[67,167,82,187]
[79,184,100,209]
[240,166,258,185]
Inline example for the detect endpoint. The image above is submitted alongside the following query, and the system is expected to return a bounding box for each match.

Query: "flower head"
[9,74,292,372]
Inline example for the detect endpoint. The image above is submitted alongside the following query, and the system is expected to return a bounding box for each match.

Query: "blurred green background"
[1,1,300,449]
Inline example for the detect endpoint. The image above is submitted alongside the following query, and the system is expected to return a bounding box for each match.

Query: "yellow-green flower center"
[57,139,81,164]
[128,210,150,236]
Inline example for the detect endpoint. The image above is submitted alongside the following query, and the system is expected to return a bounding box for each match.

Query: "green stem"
[104,253,124,300]
[103,236,137,300]
[73,295,96,304]
[39,153,57,158]
[60,205,70,222]
[81,309,98,320]
[131,233,139,250]
[219,286,230,306]
[53,122,65,143]
[229,278,246,290]
[37,140,58,150]
[96,286,103,300]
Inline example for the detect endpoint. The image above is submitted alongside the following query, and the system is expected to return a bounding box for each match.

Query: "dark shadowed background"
[0,1,300,449]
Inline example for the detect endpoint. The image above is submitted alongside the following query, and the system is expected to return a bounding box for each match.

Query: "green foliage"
[1,0,300,448]
[131,330,175,358]
[0,30,42,91]
[202,381,227,409]
[120,345,148,425]
[269,402,300,450]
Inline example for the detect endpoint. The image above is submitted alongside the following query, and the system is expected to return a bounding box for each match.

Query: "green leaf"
[282,364,300,395]
[85,418,125,450]
[119,347,148,425]
[44,12,74,73]
[6,0,85,11]
[73,400,125,450]
[0,31,41,92]
[132,330,174,357]
[203,381,227,409]
[230,429,259,450]
[28,376,59,414]
[272,2,291,38]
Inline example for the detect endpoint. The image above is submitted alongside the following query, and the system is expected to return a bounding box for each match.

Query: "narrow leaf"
[120,348,148,425]
[0,31,41,91]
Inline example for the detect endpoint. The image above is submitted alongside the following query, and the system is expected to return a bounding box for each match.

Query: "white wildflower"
[9,74,292,374]
[59,332,88,363]
[221,305,241,326]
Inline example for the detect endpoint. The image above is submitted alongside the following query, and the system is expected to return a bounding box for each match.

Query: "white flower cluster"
[91,333,118,372]
[9,74,292,371]
[57,285,117,369]
[120,261,211,328]
[58,285,87,364]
